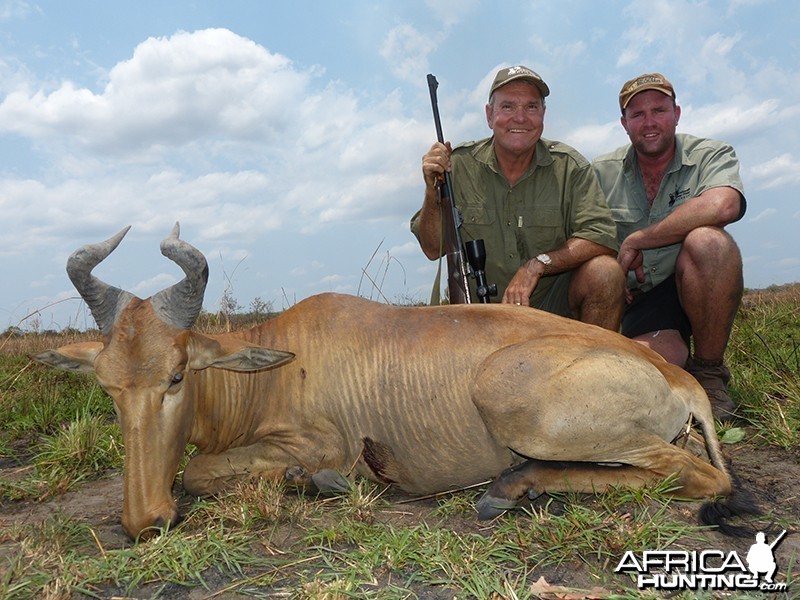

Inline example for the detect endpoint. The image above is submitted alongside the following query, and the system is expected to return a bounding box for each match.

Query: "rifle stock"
[427,74,471,304]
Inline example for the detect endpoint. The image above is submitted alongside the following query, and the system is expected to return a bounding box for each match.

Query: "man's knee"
[677,227,743,295]
[569,255,625,326]
[681,227,742,265]
[574,255,626,297]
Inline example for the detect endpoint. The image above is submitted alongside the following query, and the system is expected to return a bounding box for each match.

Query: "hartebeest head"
[34,224,292,539]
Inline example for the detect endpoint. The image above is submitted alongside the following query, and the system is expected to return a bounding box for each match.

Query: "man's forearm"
[417,186,444,259]
[628,187,743,252]
[536,238,616,275]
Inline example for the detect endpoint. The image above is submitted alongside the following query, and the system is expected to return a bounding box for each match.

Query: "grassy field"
[1,286,799,599]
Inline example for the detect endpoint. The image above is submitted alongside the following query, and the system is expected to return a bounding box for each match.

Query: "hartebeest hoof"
[285,465,313,486]
[476,492,519,520]
[311,469,351,494]
[284,467,349,494]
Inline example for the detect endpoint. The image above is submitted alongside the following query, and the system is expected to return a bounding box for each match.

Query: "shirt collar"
[473,137,554,178]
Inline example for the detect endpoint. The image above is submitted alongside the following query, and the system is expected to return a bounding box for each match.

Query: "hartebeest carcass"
[34,224,757,540]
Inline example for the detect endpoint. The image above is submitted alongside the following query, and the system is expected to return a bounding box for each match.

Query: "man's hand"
[502,259,546,305]
[422,141,452,189]
[618,237,645,303]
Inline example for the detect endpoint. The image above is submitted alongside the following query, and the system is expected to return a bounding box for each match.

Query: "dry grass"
[742,281,800,307]
[0,330,97,357]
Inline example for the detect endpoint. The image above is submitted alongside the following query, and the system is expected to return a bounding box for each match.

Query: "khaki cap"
[489,65,550,99]
[619,73,675,110]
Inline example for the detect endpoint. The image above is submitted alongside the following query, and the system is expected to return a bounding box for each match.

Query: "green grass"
[728,287,800,447]
[1,286,799,598]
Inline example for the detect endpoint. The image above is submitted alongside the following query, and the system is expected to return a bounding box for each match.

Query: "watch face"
[537,253,551,264]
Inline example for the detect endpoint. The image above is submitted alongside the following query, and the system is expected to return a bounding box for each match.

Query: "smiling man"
[592,73,747,421]
[411,66,623,329]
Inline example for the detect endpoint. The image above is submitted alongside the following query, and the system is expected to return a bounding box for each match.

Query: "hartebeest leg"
[182,442,345,496]
[477,459,654,519]
[183,450,290,496]
[476,443,732,520]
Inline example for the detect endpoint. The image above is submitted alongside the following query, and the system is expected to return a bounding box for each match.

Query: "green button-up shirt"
[411,136,618,304]
[592,133,745,293]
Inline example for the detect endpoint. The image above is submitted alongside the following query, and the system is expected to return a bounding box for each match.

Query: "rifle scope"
[465,239,497,304]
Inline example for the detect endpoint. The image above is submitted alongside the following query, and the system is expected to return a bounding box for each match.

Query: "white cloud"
[0,0,33,21]
[748,207,777,222]
[615,1,751,103]
[564,120,627,159]
[388,240,423,259]
[380,24,439,83]
[130,272,177,297]
[423,0,479,28]
[0,29,307,154]
[748,153,800,189]
[528,34,587,65]
[617,0,703,68]
[0,28,431,257]
[679,98,782,139]
[702,31,740,58]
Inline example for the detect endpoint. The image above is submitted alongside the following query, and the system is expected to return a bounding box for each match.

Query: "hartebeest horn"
[66,226,135,335]
[150,222,209,330]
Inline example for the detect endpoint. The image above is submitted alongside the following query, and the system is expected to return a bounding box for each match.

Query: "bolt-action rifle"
[427,74,496,304]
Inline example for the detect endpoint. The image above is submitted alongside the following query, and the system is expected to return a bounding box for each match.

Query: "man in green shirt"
[411,65,624,330]
[592,73,746,421]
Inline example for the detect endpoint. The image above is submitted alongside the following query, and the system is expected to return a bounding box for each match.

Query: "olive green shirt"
[411,137,618,305]
[592,133,746,293]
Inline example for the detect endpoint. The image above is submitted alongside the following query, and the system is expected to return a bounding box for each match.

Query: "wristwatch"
[535,253,552,275]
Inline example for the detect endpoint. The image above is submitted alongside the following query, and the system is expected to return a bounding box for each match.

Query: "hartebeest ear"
[183,332,295,372]
[32,342,104,374]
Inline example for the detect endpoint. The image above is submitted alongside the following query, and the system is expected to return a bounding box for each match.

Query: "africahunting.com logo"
[615,530,788,592]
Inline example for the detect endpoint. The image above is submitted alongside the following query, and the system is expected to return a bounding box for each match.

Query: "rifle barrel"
[426,73,471,304]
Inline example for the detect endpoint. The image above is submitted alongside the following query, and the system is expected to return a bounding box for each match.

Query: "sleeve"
[566,159,619,251]
[695,142,747,222]
[409,208,422,240]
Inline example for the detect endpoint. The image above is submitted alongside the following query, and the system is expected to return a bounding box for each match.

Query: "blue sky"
[2,0,798,331]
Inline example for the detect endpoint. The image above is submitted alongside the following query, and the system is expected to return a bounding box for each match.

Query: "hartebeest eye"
[170,372,184,387]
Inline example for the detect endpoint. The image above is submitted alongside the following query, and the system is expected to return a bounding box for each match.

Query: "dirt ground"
[1,436,799,598]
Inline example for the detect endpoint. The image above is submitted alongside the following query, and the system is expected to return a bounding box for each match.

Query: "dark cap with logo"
[489,65,550,100]
[619,73,675,110]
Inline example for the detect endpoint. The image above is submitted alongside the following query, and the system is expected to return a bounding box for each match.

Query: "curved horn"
[66,226,134,334]
[150,222,209,330]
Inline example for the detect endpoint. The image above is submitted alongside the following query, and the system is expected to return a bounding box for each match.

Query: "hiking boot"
[685,357,737,422]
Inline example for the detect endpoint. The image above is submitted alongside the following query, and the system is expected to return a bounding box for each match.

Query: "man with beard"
[593,73,746,421]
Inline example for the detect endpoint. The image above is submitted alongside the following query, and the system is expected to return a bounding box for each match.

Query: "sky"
[1,0,799,332]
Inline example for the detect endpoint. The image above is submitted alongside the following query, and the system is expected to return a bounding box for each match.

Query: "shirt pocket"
[459,204,496,247]
[519,205,563,250]
[461,204,496,226]
[610,206,644,242]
